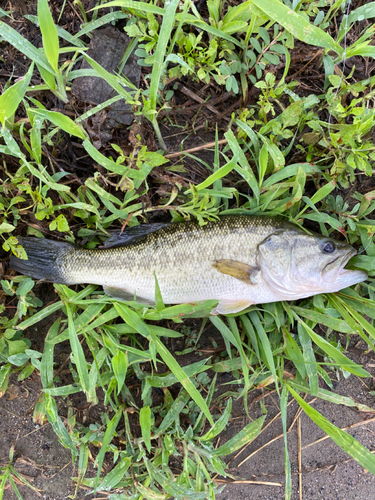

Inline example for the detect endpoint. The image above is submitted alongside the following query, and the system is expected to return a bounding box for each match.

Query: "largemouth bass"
[10,216,367,314]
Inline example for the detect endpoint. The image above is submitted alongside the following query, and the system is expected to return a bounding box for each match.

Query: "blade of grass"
[288,379,374,412]
[248,310,279,394]
[213,415,266,456]
[154,389,190,438]
[148,0,180,149]
[0,63,33,125]
[295,314,370,378]
[154,336,214,426]
[280,384,292,500]
[15,301,63,330]
[38,0,59,72]
[191,153,239,192]
[91,0,165,16]
[225,129,260,201]
[198,398,232,441]
[140,406,152,453]
[250,0,343,55]
[289,386,375,474]
[29,108,86,139]
[93,407,123,491]
[0,21,53,72]
[297,322,319,396]
[40,319,60,389]
[66,306,91,399]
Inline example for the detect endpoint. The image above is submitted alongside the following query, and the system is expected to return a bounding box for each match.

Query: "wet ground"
[1,344,374,499]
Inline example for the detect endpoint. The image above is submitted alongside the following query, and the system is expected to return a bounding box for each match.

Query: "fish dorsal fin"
[212,259,259,285]
[103,285,155,305]
[211,299,254,315]
[101,223,170,249]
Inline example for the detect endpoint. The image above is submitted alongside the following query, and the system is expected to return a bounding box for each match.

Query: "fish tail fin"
[10,237,74,283]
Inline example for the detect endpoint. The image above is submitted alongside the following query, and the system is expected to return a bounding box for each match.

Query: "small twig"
[194,98,241,130]
[165,139,228,159]
[48,461,72,480]
[16,423,49,441]
[0,404,19,418]
[286,49,324,82]
[179,85,220,115]
[237,432,284,468]
[214,479,282,487]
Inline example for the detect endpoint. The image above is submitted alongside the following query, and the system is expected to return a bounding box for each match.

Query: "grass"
[1,0,375,498]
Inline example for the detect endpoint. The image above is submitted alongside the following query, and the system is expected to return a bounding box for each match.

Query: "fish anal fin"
[103,285,155,305]
[212,259,259,285]
[211,299,254,315]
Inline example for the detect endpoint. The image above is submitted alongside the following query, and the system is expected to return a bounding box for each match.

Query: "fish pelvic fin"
[10,237,74,283]
[211,299,254,315]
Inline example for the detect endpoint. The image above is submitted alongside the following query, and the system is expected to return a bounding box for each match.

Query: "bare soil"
[1,335,375,499]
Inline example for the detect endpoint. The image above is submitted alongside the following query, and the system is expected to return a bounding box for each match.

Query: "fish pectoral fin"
[103,286,155,305]
[211,299,254,315]
[212,259,259,285]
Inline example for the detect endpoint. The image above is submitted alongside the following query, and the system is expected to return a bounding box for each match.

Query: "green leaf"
[93,407,123,490]
[0,21,53,73]
[193,153,238,191]
[250,0,343,55]
[310,180,336,205]
[154,337,214,425]
[38,0,59,72]
[198,398,232,441]
[154,389,190,437]
[297,321,318,395]
[91,0,165,16]
[154,273,165,311]
[282,100,304,128]
[8,353,29,366]
[258,143,268,185]
[46,395,77,452]
[249,311,279,393]
[283,327,306,379]
[112,351,128,395]
[338,2,375,42]
[98,457,131,490]
[225,129,260,201]
[296,315,370,378]
[288,379,374,412]
[149,0,180,111]
[140,406,152,453]
[0,222,15,233]
[280,384,292,499]
[29,109,86,139]
[0,63,34,125]
[66,306,91,399]
[213,415,266,456]
[15,301,64,330]
[41,319,60,389]
[289,385,375,474]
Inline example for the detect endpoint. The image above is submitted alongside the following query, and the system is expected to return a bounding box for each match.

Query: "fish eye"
[321,240,336,254]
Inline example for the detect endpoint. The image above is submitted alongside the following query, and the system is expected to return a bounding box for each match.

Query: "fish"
[9,215,367,315]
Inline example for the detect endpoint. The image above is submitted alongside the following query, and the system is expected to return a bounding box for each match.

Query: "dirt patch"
[1,347,374,499]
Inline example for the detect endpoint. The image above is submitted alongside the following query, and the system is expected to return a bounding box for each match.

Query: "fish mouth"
[322,247,355,273]
[337,247,357,275]
[326,247,367,287]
